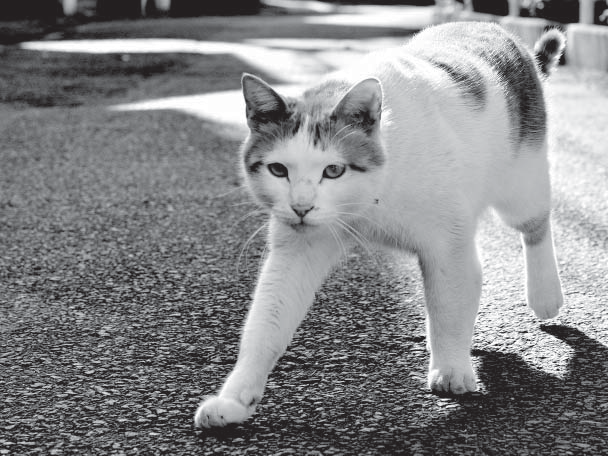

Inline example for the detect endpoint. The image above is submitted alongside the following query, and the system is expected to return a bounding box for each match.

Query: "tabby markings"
[426,59,487,111]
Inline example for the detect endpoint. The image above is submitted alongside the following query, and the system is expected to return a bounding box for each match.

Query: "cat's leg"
[494,146,564,320]
[419,230,481,394]
[195,224,343,428]
[516,213,563,319]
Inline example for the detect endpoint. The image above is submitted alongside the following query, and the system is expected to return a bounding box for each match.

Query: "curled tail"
[534,29,566,77]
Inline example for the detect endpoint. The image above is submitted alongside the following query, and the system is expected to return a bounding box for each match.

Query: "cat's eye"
[268,162,288,178]
[323,164,346,179]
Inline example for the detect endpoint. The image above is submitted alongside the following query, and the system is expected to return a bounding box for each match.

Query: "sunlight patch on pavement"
[21,38,238,54]
[110,85,304,135]
[304,6,435,29]
[246,37,407,52]
[20,39,334,84]
[22,36,401,125]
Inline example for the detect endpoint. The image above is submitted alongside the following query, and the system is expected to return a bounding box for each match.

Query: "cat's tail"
[534,29,566,77]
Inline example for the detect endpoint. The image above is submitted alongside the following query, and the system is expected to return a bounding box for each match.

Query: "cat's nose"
[291,205,314,218]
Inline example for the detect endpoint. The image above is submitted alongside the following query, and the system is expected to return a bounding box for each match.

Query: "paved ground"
[1,6,608,456]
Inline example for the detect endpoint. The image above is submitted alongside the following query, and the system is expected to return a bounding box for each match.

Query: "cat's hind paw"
[528,284,564,320]
[428,364,477,395]
[194,396,255,428]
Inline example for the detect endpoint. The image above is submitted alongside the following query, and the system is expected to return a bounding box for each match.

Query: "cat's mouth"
[289,220,312,232]
[273,211,320,232]
[286,218,318,232]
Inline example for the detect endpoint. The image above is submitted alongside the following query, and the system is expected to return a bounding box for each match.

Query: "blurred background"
[0,0,607,24]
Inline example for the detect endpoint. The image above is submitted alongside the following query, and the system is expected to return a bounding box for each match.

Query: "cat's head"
[240,73,386,232]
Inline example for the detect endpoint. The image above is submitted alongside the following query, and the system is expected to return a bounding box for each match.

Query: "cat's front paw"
[428,363,477,395]
[194,396,255,428]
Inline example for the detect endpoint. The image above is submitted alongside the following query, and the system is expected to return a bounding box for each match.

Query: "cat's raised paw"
[194,396,254,428]
[428,365,477,395]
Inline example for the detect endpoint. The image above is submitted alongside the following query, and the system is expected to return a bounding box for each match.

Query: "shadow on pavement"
[426,325,608,452]
[196,325,608,454]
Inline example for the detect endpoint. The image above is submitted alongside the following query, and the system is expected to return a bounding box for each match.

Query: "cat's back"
[405,21,543,96]
[406,21,534,64]
[346,22,546,152]
[401,22,546,145]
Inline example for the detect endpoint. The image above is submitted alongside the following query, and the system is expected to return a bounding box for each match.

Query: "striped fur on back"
[407,22,554,146]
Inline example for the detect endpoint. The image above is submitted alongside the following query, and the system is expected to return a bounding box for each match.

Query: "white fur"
[195,26,564,428]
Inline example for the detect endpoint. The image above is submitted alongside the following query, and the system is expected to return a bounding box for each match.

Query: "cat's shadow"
[424,324,608,440]
[472,324,606,397]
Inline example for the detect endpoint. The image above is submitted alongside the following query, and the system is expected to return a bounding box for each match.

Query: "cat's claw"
[428,365,477,395]
[194,396,255,428]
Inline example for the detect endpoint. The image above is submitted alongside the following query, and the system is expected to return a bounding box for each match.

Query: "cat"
[195,21,566,428]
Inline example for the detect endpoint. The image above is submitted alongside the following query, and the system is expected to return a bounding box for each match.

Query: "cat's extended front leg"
[419,235,481,395]
[195,225,342,428]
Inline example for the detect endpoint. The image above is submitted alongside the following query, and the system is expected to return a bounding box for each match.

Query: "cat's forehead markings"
[282,118,335,155]
[291,81,352,150]
[281,104,332,150]
[274,126,315,158]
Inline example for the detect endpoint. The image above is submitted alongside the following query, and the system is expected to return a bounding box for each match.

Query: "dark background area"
[0,0,607,46]
[456,0,608,24]
[0,0,606,22]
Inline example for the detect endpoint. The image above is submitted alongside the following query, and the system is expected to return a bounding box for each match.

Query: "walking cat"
[195,22,566,428]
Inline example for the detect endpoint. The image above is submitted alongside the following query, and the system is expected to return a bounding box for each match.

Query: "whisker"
[335,129,359,142]
[230,200,258,208]
[328,223,349,261]
[336,211,381,231]
[335,210,394,242]
[260,235,269,264]
[228,209,267,238]
[237,222,269,276]
[335,201,380,209]
[334,217,374,258]
[214,185,249,199]
[334,215,390,269]
[331,124,353,142]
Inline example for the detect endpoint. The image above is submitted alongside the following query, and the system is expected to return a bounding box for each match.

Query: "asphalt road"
[1,8,608,456]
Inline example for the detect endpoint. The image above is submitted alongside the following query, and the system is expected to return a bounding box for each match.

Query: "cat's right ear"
[242,73,288,131]
[331,78,382,134]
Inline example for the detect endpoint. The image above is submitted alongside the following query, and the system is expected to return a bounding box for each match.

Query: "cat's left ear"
[242,73,289,131]
[332,78,382,134]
